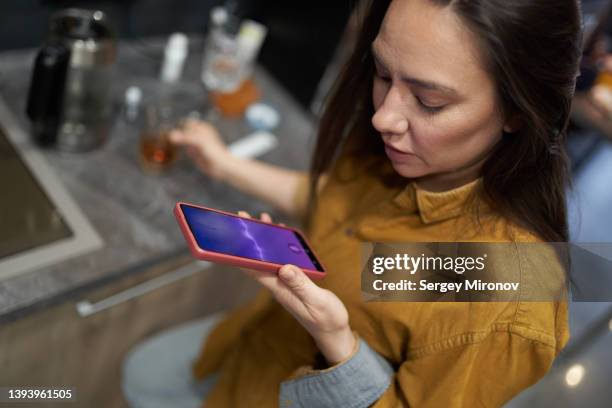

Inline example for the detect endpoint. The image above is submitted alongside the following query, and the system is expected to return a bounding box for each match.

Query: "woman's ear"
[503,114,523,133]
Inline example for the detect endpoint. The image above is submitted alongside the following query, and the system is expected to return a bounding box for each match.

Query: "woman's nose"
[372,89,409,135]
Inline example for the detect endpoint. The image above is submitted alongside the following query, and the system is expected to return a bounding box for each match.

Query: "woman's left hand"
[237,210,356,365]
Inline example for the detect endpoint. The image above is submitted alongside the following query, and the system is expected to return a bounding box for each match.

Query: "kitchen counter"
[0,36,316,322]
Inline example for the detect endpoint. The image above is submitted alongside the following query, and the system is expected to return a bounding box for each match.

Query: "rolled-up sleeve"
[279,334,394,408]
[280,328,561,407]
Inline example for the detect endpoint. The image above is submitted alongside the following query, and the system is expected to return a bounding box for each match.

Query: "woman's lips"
[384,143,416,162]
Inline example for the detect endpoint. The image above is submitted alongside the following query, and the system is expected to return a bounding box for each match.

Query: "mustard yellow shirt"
[192,152,569,407]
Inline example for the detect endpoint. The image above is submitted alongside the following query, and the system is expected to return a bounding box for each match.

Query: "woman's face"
[372,0,510,191]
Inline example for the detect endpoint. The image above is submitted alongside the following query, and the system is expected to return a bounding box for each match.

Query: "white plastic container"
[160,33,189,83]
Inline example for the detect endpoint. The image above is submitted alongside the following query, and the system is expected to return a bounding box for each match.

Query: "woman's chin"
[388,160,429,179]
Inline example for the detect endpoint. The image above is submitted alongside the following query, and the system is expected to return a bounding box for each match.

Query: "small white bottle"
[124,86,142,123]
[160,33,189,83]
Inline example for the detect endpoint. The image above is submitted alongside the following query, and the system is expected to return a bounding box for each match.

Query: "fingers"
[168,129,186,145]
[242,267,297,300]
[169,128,199,146]
[239,262,313,298]
[240,264,323,326]
[237,211,273,224]
[168,119,208,145]
[277,265,318,303]
[169,129,198,146]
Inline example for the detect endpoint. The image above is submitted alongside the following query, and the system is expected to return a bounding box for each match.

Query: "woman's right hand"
[169,118,234,180]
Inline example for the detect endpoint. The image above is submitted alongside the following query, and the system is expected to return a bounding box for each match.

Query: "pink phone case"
[174,202,326,280]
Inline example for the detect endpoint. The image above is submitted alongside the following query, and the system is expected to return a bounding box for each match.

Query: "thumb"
[278,265,318,301]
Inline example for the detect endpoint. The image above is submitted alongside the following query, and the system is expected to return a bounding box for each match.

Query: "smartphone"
[174,202,326,280]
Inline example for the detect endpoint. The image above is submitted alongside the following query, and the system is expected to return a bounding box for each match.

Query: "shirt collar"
[333,152,486,224]
[392,178,484,224]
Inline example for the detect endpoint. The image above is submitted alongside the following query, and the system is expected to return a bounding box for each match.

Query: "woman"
[123,0,581,406]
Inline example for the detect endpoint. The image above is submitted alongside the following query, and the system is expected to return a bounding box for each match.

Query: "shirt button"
[281,399,293,407]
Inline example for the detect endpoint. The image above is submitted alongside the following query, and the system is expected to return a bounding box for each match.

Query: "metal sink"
[0,96,102,280]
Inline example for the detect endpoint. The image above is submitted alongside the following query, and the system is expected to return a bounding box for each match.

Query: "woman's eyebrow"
[371,44,459,96]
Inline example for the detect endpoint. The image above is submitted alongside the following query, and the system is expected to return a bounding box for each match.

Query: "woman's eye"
[416,98,444,114]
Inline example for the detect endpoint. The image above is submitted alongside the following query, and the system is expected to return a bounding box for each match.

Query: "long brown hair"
[308,0,581,242]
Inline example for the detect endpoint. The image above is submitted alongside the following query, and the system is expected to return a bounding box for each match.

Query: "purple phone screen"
[181,205,322,271]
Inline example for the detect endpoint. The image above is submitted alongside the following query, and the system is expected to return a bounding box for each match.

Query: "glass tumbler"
[139,103,178,173]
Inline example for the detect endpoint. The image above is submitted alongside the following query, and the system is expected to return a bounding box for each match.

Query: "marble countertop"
[0,36,316,321]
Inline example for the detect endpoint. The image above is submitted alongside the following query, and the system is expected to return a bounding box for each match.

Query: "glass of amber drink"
[139,103,178,173]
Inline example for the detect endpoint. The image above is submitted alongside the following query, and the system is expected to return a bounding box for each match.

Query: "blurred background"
[0,0,610,407]
[0,0,354,110]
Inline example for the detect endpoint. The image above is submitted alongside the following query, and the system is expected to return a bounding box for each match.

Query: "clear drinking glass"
[138,103,177,173]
